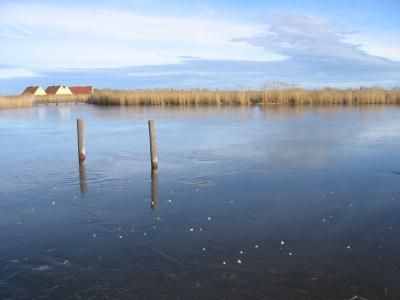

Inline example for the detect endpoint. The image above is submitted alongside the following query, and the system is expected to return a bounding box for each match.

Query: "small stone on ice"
[289,252,293,256]
[222,261,226,265]
[34,265,51,271]
[254,245,259,248]
[237,259,242,264]
[322,219,326,222]
[119,235,123,239]
[347,245,351,249]
[143,232,147,236]
[281,241,285,245]
[190,228,194,232]
[92,233,96,238]
[202,248,206,251]
[52,201,55,205]
[168,199,172,203]
[239,251,244,255]
[207,217,211,221]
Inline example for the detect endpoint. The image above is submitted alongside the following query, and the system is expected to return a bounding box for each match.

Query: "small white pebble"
[237,259,242,264]
[322,218,326,222]
[52,201,55,205]
[199,227,203,231]
[152,225,156,229]
[143,232,147,236]
[190,228,194,232]
[347,245,351,249]
[168,199,172,203]
[222,261,226,265]
[239,250,244,255]
[254,245,259,248]
[92,233,96,238]
[207,217,211,221]
[281,241,285,245]
[119,235,123,239]
[202,248,206,251]
[289,252,293,256]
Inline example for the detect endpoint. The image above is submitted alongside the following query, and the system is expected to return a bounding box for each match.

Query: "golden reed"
[1,87,400,108]
[88,87,400,106]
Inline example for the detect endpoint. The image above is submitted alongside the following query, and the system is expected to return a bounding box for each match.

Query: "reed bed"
[0,95,34,109]
[2,87,400,108]
[34,94,89,104]
[89,87,400,106]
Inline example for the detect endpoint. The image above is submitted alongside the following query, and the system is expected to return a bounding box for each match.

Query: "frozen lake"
[1,104,400,299]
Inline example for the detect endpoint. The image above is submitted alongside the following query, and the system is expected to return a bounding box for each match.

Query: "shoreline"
[1,87,400,109]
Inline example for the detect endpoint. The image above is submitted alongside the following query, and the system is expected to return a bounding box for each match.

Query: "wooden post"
[148,120,158,169]
[77,118,86,162]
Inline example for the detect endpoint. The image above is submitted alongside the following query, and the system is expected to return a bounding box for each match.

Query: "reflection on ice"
[151,169,159,210]
[79,162,88,194]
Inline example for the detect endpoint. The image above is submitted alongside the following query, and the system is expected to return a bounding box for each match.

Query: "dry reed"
[2,86,400,108]
[34,94,89,104]
[0,95,34,109]
[88,87,400,106]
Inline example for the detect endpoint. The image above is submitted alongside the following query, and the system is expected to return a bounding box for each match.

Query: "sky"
[0,0,399,94]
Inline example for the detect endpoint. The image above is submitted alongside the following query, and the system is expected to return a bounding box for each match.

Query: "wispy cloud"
[237,14,394,64]
[0,67,39,79]
[0,3,283,68]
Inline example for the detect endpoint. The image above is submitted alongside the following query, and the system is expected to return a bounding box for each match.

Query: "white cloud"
[237,14,395,63]
[0,3,284,68]
[0,68,39,79]
[344,32,400,62]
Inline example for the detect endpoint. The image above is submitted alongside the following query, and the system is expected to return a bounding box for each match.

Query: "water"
[1,104,400,299]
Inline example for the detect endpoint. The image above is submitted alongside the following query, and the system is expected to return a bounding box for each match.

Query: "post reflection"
[151,169,159,210]
[79,161,88,194]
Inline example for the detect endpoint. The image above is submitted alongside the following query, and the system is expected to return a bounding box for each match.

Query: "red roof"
[22,86,40,95]
[69,86,94,95]
[45,85,63,95]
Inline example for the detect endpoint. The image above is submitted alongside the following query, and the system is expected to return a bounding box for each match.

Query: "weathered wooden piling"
[148,120,158,169]
[77,118,86,161]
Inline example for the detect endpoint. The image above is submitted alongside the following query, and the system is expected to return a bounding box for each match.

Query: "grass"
[88,87,400,106]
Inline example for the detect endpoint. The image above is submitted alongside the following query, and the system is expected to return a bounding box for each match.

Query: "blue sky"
[0,0,399,94]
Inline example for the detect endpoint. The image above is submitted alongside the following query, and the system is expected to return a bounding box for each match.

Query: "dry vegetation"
[2,86,400,108]
[0,94,89,109]
[88,87,400,106]
[34,94,89,104]
[0,95,34,108]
